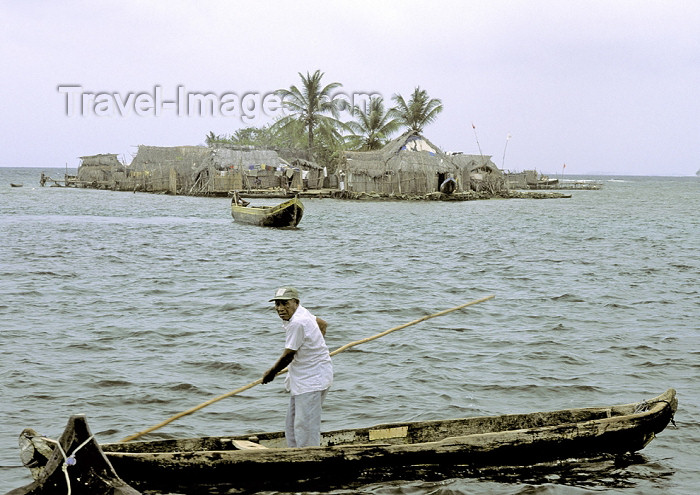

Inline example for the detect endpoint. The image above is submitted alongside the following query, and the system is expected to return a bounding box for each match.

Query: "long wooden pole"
[329,294,494,356]
[120,294,494,442]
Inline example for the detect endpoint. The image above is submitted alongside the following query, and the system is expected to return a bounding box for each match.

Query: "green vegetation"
[390,86,443,134]
[346,96,400,151]
[273,70,347,152]
[205,71,443,171]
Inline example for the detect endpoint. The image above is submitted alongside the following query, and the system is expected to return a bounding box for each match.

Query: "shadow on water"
[135,453,674,495]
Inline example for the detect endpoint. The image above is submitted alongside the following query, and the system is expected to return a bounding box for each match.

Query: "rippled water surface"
[1,168,698,494]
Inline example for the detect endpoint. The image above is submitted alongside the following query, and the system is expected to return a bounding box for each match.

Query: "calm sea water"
[1,167,698,494]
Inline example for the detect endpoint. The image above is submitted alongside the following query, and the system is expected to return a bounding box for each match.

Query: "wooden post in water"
[169,168,177,195]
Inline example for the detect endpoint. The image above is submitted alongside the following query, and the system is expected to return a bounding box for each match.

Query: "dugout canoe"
[439,177,457,194]
[230,191,303,228]
[6,415,140,495]
[96,388,676,492]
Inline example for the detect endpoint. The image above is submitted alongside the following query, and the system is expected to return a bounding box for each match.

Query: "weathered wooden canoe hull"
[231,196,303,227]
[6,415,139,495]
[102,389,677,492]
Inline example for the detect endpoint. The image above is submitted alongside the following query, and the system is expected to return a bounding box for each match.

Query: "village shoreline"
[42,132,598,201]
[293,189,572,201]
[37,176,572,202]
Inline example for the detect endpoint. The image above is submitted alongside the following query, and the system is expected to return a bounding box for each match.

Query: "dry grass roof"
[344,131,456,177]
[449,153,501,174]
[79,153,125,167]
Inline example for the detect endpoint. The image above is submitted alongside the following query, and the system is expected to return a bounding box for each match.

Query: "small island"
[43,71,597,201]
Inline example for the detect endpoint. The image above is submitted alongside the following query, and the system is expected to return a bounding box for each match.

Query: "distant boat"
[230,191,304,228]
[10,183,23,187]
[439,177,457,194]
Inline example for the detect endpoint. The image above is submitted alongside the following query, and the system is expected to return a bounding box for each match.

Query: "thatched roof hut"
[130,145,211,173]
[342,131,457,195]
[280,156,325,189]
[125,144,323,194]
[127,145,210,192]
[78,153,125,168]
[208,145,324,191]
[448,153,505,192]
[204,146,281,193]
[448,153,500,174]
[76,153,127,184]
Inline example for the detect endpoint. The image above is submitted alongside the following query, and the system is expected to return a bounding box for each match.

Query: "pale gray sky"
[2,0,698,175]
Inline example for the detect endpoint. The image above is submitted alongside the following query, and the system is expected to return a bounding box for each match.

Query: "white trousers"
[285,388,329,447]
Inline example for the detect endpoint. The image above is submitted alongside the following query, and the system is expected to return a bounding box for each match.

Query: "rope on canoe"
[38,434,95,495]
[633,399,676,426]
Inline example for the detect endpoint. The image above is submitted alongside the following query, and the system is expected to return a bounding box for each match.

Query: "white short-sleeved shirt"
[283,305,333,396]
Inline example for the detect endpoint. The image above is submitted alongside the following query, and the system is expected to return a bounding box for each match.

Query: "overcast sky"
[2,0,698,175]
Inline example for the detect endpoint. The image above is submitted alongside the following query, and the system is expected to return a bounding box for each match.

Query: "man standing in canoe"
[262,287,333,447]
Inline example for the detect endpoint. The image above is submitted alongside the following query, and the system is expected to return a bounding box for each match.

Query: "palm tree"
[205,131,228,146]
[229,125,280,147]
[274,70,346,152]
[391,86,443,133]
[346,96,400,150]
